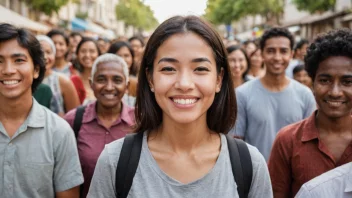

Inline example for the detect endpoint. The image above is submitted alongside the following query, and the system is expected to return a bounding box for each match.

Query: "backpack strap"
[73,105,86,138]
[226,134,253,198]
[115,132,144,198]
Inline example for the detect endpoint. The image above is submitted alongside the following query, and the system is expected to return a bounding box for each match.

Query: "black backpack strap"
[226,134,253,198]
[115,132,144,198]
[73,105,86,138]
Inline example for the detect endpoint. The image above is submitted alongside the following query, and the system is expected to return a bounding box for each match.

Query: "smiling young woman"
[87,16,272,198]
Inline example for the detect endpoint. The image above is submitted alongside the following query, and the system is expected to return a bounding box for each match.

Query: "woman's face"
[78,41,99,69]
[250,49,263,68]
[51,35,68,59]
[227,50,248,78]
[40,41,55,71]
[116,46,133,69]
[149,32,223,125]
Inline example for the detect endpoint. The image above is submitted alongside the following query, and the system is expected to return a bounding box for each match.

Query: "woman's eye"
[319,79,330,84]
[160,67,175,72]
[195,67,209,72]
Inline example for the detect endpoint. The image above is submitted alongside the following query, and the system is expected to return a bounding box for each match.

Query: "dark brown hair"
[134,15,236,134]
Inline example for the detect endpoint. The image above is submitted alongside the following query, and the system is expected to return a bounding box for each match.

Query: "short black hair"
[128,36,145,47]
[69,31,82,38]
[47,29,69,46]
[260,27,295,50]
[305,28,352,81]
[0,23,46,93]
[295,39,309,50]
[226,45,250,80]
[293,64,305,75]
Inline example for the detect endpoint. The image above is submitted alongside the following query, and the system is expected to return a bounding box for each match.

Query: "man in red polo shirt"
[268,28,352,198]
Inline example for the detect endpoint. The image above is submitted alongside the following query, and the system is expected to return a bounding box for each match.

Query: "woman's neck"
[248,66,262,77]
[45,69,53,77]
[233,76,244,88]
[55,57,67,70]
[81,68,92,81]
[151,115,213,153]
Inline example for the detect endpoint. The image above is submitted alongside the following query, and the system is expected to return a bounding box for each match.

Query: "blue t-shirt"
[230,78,316,161]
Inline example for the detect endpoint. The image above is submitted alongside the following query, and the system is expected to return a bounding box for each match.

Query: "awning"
[342,13,352,21]
[283,10,348,27]
[87,21,106,35]
[0,5,50,33]
[71,17,88,31]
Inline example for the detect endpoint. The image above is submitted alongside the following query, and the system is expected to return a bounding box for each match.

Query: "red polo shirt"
[268,111,352,198]
[64,101,135,198]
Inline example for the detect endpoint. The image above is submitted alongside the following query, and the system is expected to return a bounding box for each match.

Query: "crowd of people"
[0,15,351,198]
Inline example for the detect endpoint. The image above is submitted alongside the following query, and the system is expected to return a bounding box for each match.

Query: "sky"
[143,0,208,23]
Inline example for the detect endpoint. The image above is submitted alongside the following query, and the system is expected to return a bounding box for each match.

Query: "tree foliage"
[205,0,284,25]
[23,0,72,16]
[115,0,158,30]
[292,0,336,13]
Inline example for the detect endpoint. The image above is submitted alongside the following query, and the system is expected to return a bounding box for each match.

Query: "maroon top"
[64,101,135,198]
[268,111,352,198]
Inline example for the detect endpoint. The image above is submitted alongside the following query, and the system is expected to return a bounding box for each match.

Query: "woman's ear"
[216,67,224,93]
[146,68,154,92]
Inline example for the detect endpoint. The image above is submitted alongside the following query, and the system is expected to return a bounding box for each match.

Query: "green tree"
[205,0,284,25]
[292,0,336,13]
[23,0,72,16]
[115,0,158,30]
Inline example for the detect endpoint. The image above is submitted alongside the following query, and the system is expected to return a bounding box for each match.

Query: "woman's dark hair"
[226,45,250,80]
[260,27,295,50]
[47,29,69,46]
[305,28,352,81]
[128,36,145,47]
[0,23,45,93]
[75,37,101,72]
[107,41,138,76]
[135,15,236,134]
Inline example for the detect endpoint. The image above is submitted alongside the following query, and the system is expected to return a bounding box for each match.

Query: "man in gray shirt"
[230,27,316,160]
[0,23,83,197]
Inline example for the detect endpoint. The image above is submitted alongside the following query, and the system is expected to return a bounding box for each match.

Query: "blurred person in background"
[243,40,257,57]
[64,54,135,198]
[72,37,101,104]
[68,32,83,62]
[37,35,80,116]
[97,37,111,54]
[230,27,316,161]
[47,29,75,77]
[108,41,138,98]
[128,36,145,69]
[286,39,309,78]
[293,64,312,89]
[247,47,265,79]
[226,45,250,88]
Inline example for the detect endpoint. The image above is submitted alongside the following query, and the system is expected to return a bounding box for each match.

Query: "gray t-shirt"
[87,132,273,198]
[230,78,316,161]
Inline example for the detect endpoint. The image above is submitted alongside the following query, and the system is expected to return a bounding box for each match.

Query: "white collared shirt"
[296,162,352,198]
